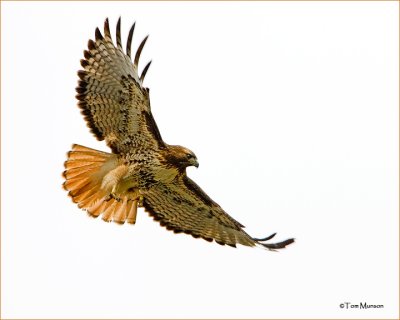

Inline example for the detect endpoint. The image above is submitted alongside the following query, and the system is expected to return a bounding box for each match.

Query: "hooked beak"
[193,159,199,168]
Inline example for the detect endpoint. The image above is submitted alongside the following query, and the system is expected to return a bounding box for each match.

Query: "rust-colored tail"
[63,144,138,224]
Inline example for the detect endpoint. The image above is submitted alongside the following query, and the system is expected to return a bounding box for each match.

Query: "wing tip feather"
[116,16,122,49]
[95,27,103,41]
[126,21,136,58]
[88,39,96,51]
[257,237,295,251]
[140,60,152,82]
[77,70,87,80]
[80,59,89,68]
[83,50,91,60]
[104,17,112,39]
[134,35,149,67]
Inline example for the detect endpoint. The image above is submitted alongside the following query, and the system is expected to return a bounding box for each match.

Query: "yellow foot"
[137,195,144,207]
[105,192,121,202]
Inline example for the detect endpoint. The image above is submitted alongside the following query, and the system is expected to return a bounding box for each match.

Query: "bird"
[63,18,295,250]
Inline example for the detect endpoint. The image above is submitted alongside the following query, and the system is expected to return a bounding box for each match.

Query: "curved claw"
[105,192,122,202]
[137,195,144,207]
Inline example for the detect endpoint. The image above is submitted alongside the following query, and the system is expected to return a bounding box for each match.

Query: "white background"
[1,1,399,319]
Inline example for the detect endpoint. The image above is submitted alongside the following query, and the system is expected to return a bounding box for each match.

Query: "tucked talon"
[137,195,144,207]
[105,193,121,202]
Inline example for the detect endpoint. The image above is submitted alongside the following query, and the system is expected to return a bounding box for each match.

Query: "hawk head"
[163,145,199,170]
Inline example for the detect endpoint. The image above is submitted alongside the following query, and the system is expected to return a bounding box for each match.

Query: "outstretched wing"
[76,18,164,154]
[142,176,295,249]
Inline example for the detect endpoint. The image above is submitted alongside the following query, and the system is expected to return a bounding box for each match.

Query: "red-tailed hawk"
[63,18,294,250]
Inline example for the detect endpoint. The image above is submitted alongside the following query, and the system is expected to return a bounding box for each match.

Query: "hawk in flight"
[63,18,294,250]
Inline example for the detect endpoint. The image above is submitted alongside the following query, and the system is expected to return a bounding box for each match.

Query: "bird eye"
[186,153,193,159]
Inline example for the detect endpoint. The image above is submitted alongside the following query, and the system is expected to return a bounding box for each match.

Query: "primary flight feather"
[63,18,294,250]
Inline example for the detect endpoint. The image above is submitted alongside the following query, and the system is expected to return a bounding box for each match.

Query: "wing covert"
[76,18,164,153]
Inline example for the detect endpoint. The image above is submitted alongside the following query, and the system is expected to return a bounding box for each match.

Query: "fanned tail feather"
[63,144,138,224]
